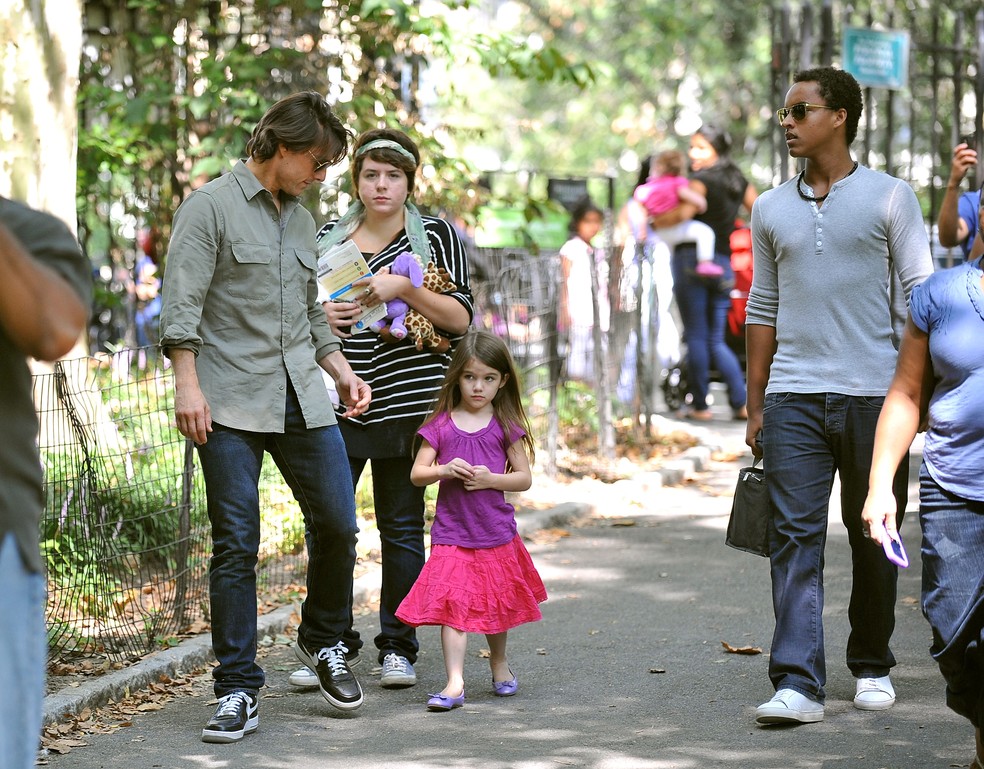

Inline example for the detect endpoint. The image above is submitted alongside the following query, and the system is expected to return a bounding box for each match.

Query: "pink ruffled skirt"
[396,534,547,634]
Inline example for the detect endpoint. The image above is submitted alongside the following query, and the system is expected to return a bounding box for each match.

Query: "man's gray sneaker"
[379,652,417,688]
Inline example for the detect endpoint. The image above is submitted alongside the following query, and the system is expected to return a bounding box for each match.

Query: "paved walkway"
[40,407,972,769]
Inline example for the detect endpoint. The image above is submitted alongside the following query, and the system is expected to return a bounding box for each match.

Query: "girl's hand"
[322,300,362,338]
[463,465,494,491]
[444,458,475,482]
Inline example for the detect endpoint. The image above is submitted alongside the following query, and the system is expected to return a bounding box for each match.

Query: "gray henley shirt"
[746,164,934,396]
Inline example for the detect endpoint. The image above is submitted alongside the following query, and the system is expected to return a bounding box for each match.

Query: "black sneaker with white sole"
[295,637,364,710]
[288,643,360,688]
[201,690,258,743]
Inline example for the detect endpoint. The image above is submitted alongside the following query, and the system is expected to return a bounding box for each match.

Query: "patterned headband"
[355,138,417,164]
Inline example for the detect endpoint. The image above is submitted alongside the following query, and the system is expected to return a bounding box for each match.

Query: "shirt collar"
[230,158,299,208]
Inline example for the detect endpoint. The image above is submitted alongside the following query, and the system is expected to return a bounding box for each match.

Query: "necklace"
[796,161,859,204]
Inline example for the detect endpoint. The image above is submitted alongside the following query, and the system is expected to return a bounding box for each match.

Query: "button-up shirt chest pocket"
[292,247,318,306]
[227,242,274,300]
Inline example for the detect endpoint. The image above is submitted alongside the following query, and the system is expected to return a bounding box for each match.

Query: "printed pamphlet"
[317,240,388,331]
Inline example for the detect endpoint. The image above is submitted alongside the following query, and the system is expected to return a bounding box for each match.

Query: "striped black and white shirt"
[316,215,473,458]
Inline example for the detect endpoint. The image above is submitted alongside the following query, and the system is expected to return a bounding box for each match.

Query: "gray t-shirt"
[747,164,934,396]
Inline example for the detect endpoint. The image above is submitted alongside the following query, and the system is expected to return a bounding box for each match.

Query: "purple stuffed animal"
[370,251,423,339]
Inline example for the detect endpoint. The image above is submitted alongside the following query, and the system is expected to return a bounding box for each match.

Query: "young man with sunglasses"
[744,67,934,725]
[161,92,372,743]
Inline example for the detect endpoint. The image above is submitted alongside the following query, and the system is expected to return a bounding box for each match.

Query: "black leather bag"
[726,458,771,557]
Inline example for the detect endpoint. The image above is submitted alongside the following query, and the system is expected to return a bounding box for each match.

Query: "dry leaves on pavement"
[721,640,763,655]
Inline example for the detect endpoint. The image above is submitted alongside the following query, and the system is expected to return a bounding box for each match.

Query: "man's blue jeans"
[763,392,907,702]
[919,462,984,727]
[670,246,746,411]
[0,534,45,769]
[196,387,358,697]
[343,455,424,665]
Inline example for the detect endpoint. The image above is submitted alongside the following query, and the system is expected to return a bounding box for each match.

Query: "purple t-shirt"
[418,412,525,548]
[909,258,984,501]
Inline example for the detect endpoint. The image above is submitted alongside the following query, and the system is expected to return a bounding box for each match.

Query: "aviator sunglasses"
[307,149,333,171]
[775,102,838,124]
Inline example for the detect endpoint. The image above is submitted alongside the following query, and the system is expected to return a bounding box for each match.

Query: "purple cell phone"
[883,534,909,568]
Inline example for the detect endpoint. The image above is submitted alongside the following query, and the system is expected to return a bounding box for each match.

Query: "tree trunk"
[0,0,82,229]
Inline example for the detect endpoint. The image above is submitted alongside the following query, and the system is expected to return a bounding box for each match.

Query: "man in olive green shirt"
[0,196,91,769]
[160,92,371,743]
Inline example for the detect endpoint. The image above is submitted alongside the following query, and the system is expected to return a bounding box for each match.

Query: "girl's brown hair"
[422,330,536,462]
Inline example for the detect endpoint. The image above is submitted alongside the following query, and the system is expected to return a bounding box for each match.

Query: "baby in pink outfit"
[634,149,721,276]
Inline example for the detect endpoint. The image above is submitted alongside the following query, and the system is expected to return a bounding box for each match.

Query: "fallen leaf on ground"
[721,641,762,655]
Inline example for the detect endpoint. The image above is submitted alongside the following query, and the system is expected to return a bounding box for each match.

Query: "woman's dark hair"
[245,91,351,165]
[635,155,653,189]
[696,124,733,157]
[793,66,863,146]
[567,195,603,233]
[351,128,420,195]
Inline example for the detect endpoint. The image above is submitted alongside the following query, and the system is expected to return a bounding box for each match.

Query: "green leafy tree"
[76,0,596,304]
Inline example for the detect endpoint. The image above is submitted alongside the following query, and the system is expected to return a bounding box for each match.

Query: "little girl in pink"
[396,330,546,711]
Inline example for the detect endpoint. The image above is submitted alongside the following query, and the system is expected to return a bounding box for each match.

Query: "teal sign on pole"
[843,27,910,90]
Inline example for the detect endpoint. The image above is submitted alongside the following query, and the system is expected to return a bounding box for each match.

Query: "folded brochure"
[316,239,388,331]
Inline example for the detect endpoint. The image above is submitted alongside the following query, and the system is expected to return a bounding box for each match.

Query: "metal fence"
[39,247,637,664]
[37,354,310,662]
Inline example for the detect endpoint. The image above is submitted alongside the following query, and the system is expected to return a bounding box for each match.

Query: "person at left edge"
[0,197,91,769]
[159,91,371,744]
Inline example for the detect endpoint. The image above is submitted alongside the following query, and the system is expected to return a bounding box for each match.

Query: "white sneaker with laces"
[379,652,417,688]
[755,688,824,725]
[288,666,318,687]
[853,675,895,711]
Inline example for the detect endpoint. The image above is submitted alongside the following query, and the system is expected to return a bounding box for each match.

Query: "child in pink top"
[397,330,545,712]
[634,149,721,275]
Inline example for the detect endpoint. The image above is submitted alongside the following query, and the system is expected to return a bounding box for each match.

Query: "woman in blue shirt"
[863,257,984,769]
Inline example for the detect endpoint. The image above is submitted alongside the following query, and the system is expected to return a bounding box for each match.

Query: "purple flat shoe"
[493,675,518,697]
[426,691,465,711]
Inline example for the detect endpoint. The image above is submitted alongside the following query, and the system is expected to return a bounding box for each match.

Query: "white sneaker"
[854,675,895,711]
[755,688,824,725]
[288,666,318,687]
[379,652,417,688]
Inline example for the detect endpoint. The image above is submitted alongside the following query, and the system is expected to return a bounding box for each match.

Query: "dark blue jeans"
[196,387,358,698]
[919,462,984,727]
[763,392,907,702]
[670,246,746,411]
[343,455,424,665]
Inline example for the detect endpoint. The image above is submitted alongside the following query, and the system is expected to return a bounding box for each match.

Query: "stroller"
[661,220,753,411]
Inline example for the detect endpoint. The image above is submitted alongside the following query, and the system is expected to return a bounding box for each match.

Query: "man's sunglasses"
[307,149,332,171]
[775,102,838,124]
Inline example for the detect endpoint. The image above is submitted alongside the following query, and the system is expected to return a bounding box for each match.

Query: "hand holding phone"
[882,533,909,568]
